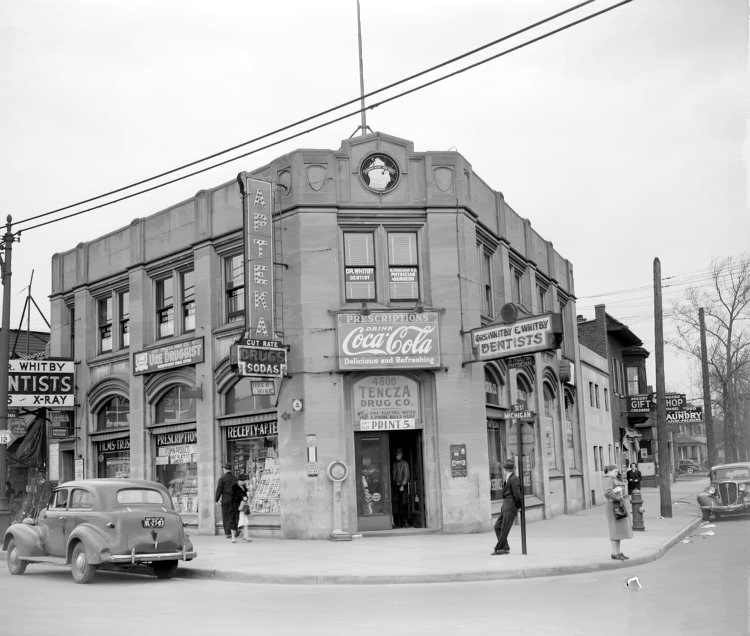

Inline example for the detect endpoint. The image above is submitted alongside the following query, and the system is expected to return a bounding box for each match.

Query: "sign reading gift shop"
[238,174,275,340]
[353,375,422,431]
[8,359,75,407]
[470,313,563,361]
[154,430,197,465]
[133,338,204,375]
[336,311,441,370]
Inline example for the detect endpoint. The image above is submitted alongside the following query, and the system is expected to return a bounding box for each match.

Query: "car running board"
[21,556,68,566]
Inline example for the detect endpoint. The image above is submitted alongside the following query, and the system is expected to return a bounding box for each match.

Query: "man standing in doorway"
[392,448,411,528]
[491,458,523,555]
[215,463,238,539]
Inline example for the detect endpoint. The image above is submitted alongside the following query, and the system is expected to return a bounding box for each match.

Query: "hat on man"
[238,473,249,481]
[502,459,516,471]
[603,464,618,473]
[223,462,232,471]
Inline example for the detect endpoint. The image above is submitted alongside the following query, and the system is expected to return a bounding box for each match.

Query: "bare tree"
[670,256,750,463]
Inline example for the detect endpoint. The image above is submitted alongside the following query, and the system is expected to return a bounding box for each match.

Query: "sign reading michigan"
[471,313,563,361]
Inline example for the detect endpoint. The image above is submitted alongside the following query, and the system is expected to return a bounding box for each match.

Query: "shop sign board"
[96,437,130,453]
[653,392,687,412]
[470,314,562,361]
[154,430,197,446]
[498,410,535,419]
[49,442,60,481]
[240,176,275,339]
[507,355,535,370]
[8,359,75,407]
[133,338,204,375]
[450,444,467,478]
[358,418,417,431]
[353,375,420,429]
[336,311,441,370]
[226,421,278,439]
[74,458,84,481]
[233,344,287,378]
[666,406,703,423]
[627,394,652,414]
[50,427,69,439]
[9,417,31,436]
[251,381,275,395]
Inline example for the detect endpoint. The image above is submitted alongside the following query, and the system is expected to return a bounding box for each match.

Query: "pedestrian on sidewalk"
[603,464,633,561]
[626,462,642,494]
[215,463,238,540]
[491,459,523,556]
[234,473,253,543]
[391,448,411,528]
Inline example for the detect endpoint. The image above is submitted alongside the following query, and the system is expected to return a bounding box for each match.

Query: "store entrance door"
[355,430,425,531]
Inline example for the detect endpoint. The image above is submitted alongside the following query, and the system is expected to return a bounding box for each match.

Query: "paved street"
[2,516,747,636]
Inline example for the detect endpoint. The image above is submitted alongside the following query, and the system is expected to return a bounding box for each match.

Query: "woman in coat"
[626,462,642,494]
[603,464,633,560]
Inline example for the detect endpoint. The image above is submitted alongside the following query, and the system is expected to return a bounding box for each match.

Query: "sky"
[1,0,748,400]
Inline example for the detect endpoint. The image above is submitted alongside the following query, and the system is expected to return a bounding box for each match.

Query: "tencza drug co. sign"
[8,360,75,407]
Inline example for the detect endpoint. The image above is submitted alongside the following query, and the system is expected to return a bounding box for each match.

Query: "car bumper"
[106,548,197,565]
[697,501,750,515]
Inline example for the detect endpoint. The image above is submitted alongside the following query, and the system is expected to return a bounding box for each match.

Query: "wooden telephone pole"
[654,257,672,517]
[699,308,717,468]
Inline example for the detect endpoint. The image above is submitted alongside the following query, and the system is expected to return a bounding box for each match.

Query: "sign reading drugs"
[470,314,563,361]
[8,359,75,407]
[239,174,275,340]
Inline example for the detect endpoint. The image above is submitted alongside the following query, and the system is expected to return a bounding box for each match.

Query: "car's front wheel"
[687,467,695,474]
[70,542,97,584]
[153,560,179,580]
[6,539,27,576]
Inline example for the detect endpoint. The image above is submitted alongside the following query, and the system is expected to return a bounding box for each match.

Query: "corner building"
[50,132,590,538]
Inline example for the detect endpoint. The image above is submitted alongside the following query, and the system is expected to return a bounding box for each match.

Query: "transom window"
[225,378,274,415]
[97,396,130,431]
[155,386,197,424]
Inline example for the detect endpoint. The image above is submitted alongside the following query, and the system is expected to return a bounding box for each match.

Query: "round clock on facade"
[326,460,348,483]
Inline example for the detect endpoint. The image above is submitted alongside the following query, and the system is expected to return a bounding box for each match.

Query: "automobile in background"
[677,459,702,475]
[696,462,750,522]
[3,479,196,583]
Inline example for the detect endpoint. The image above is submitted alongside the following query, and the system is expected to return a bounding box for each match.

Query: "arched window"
[485,371,500,406]
[516,375,531,405]
[225,378,274,415]
[543,382,556,417]
[155,386,196,424]
[96,396,130,431]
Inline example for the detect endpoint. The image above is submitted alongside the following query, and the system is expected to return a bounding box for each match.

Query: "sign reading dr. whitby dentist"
[8,359,75,407]
[239,174,275,340]
[336,312,441,370]
[470,313,562,361]
[133,338,204,375]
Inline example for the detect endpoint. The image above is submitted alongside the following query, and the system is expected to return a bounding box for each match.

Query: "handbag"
[613,499,629,520]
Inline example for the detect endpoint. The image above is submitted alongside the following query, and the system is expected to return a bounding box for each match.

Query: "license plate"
[142,517,165,528]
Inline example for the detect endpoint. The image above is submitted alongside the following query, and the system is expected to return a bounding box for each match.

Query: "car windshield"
[714,468,750,480]
[116,488,170,506]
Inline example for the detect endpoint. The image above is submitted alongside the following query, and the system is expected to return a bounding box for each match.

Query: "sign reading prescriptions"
[470,314,562,361]
[8,359,75,407]
[336,312,441,370]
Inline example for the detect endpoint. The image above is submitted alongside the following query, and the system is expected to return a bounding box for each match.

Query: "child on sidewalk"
[236,473,253,542]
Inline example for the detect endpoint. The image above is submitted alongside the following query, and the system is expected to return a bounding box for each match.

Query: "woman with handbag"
[232,473,252,543]
[603,465,633,561]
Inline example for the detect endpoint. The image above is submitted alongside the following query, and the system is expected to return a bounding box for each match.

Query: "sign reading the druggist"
[470,314,562,361]
[8,359,75,407]
[133,338,204,375]
[239,175,275,340]
[336,311,441,370]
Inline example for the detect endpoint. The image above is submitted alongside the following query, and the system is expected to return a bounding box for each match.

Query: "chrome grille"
[719,482,738,505]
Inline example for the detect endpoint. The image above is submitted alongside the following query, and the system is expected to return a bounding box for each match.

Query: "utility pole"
[699,308,717,468]
[0,216,15,513]
[654,258,672,517]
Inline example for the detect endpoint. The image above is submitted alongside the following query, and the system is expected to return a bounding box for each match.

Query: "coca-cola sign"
[336,311,441,370]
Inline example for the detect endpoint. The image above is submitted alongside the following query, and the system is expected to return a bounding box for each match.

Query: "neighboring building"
[577,305,656,485]
[2,328,49,359]
[674,412,708,466]
[49,131,590,538]
[578,343,614,505]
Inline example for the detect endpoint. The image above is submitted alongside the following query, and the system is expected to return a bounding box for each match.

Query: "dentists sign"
[8,359,75,407]
[470,313,563,361]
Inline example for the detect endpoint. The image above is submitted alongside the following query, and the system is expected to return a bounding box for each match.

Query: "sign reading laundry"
[336,311,441,370]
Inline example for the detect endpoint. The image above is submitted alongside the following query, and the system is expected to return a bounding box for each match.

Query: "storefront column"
[128,267,148,479]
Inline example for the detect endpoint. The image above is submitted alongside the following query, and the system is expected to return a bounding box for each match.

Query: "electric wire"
[15,0,632,234]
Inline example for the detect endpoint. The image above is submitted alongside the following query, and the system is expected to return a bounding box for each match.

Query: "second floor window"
[156,277,174,338]
[96,290,129,354]
[225,254,245,323]
[626,366,639,395]
[119,291,130,348]
[182,271,195,332]
[537,283,547,313]
[511,267,522,305]
[344,233,376,301]
[480,247,493,317]
[388,232,419,300]
[98,297,113,353]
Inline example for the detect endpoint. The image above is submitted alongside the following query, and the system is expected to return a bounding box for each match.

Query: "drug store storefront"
[337,310,442,532]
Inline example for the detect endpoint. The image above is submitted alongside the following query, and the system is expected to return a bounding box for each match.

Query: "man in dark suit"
[215,463,238,539]
[491,458,523,555]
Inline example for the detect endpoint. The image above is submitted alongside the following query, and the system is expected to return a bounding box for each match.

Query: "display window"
[487,419,506,500]
[225,422,279,515]
[95,437,131,478]
[153,430,198,514]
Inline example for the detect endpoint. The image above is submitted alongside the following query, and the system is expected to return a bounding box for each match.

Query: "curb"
[173,514,704,585]
[0,515,703,585]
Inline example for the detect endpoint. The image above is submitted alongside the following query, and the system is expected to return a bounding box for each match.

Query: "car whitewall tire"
[6,539,27,575]
[71,542,97,584]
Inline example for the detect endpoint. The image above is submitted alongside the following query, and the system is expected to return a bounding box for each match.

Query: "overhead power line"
[15,0,632,234]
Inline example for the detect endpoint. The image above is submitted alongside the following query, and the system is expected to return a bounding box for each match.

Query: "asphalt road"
[1,518,748,636]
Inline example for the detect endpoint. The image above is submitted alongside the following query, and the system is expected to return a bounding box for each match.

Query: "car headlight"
[707,486,716,495]
[739,484,746,492]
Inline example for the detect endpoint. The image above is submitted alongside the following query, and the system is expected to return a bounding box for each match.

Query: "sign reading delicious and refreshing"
[470,314,562,361]
[336,312,441,370]
[8,359,75,407]
[240,175,275,339]
[353,375,421,431]
[133,338,204,375]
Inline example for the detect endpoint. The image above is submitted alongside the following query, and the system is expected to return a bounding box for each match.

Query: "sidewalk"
[176,478,705,585]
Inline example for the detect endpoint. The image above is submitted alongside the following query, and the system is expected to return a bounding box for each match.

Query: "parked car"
[3,478,197,584]
[678,459,702,475]
[696,462,750,522]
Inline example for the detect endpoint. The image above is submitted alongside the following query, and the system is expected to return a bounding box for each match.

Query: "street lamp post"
[0,215,15,514]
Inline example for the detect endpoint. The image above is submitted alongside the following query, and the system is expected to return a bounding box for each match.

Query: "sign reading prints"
[470,314,562,361]
[359,419,416,431]
[240,176,275,340]
[8,359,75,407]
[336,312,441,370]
